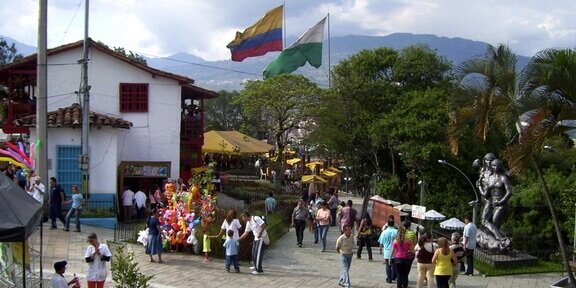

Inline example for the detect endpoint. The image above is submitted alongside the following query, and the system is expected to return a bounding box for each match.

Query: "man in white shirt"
[463,216,477,276]
[121,187,135,221]
[133,189,147,219]
[239,211,268,275]
[27,176,45,203]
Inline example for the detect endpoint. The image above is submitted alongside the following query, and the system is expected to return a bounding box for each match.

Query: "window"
[119,83,148,112]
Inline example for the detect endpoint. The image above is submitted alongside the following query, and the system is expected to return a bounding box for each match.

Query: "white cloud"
[2,0,575,60]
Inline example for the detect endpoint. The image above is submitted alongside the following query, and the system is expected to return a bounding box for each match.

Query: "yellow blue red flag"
[227,5,283,62]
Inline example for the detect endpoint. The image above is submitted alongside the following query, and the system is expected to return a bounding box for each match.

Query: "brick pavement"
[29,194,564,287]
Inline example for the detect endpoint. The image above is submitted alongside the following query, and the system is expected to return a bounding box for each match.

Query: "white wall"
[38,45,183,193]
[30,127,126,194]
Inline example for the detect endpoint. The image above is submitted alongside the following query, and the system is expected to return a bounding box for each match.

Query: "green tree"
[450,45,576,284]
[312,45,458,212]
[235,74,322,187]
[448,44,521,155]
[204,90,243,131]
[110,245,153,288]
[113,47,147,65]
[503,48,576,285]
[0,38,23,67]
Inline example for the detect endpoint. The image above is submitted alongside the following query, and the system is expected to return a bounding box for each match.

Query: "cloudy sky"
[2,0,575,61]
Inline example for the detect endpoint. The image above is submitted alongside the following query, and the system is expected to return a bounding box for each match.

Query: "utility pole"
[80,0,90,197]
[37,0,47,286]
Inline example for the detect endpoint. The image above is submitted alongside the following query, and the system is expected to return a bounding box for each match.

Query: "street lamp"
[438,159,480,225]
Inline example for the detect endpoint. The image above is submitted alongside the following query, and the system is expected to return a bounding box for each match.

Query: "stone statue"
[473,154,513,254]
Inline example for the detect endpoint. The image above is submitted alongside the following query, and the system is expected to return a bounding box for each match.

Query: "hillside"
[3,33,530,91]
[146,33,530,91]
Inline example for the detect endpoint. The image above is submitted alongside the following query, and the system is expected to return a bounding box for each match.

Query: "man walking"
[378,218,397,283]
[463,216,477,276]
[49,177,66,229]
[292,199,310,247]
[239,211,268,275]
[336,224,354,287]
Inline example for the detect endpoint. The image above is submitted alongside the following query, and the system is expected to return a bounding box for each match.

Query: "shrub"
[110,243,153,288]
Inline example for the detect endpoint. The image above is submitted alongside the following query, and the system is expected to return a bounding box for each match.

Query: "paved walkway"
[29,194,563,287]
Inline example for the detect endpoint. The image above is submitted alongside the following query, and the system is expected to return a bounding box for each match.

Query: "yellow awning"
[202,130,274,155]
[301,174,328,183]
[321,170,337,177]
[327,166,343,173]
[286,158,301,165]
[305,161,324,169]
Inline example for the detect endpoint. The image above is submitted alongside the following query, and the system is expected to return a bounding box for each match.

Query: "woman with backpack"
[415,233,436,288]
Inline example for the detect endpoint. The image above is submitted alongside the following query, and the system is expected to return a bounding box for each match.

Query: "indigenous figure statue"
[473,153,513,254]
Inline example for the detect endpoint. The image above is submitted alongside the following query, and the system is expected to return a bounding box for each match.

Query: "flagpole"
[327,13,331,88]
[283,3,286,49]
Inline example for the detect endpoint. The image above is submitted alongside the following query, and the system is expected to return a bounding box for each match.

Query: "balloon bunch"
[0,140,40,169]
[146,206,202,252]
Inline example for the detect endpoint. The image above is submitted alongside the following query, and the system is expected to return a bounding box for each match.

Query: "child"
[203,231,212,262]
[223,230,240,273]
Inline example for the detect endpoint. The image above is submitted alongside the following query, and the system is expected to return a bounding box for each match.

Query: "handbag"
[261,231,271,246]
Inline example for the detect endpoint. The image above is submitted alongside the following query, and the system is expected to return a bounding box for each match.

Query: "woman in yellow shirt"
[432,237,458,288]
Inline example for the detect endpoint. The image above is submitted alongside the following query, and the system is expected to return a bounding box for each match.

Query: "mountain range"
[4,33,530,91]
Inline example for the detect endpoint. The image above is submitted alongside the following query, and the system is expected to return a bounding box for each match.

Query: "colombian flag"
[227,5,283,62]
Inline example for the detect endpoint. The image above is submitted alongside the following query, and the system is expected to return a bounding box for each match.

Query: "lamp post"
[438,160,480,225]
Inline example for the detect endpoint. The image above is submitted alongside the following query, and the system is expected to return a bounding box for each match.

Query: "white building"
[0,39,216,219]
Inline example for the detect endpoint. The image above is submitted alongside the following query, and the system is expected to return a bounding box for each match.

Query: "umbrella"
[424,210,446,220]
[394,203,413,212]
[439,217,465,230]
[286,158,301,165]
[300,174,328,184]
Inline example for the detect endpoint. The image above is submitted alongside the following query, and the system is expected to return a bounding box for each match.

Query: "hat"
[54,260,67,271]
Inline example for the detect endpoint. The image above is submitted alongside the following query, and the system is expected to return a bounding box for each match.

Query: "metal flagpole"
[327,13,331,88]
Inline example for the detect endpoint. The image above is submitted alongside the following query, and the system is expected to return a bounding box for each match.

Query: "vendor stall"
[117,161,171,221]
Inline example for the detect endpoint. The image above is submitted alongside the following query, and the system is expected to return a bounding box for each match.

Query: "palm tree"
[504,48,576,287]
[448,44,522,155]
[449,45,576,286]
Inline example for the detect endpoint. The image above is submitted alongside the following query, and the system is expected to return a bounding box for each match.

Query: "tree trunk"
[531,155,576,287]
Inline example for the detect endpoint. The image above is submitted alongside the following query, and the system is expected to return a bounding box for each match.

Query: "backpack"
[258,215,268,225]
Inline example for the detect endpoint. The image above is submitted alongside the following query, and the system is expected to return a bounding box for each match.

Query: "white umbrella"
[439,217,465,230]
[425,210,446,221]
[394,203,413,212]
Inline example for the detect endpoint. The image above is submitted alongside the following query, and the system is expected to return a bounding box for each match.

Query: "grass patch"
[475,259,564,276]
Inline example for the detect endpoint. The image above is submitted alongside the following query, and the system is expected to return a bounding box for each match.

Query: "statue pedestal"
[475,249,538,268]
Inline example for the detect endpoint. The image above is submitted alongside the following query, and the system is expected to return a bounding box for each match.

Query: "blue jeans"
[225,254,239,271]
[386,258,396,282]
[339,253,352,287]
[318,224,329,251]
[65,207,81,231]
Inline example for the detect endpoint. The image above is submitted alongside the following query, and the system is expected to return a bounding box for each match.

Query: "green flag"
[263,17,326,79]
